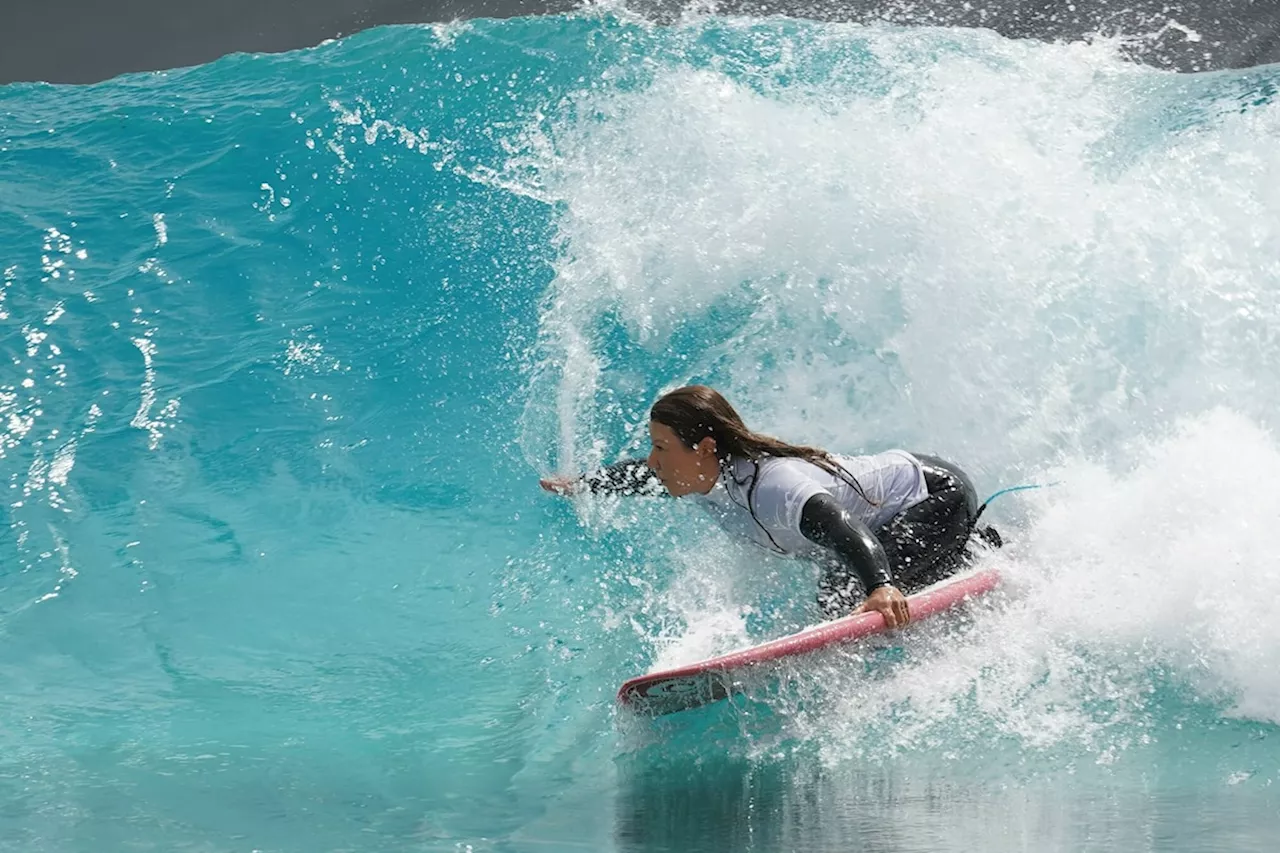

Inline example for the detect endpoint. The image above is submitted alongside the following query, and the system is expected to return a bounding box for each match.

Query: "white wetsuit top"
[690,450,929,556]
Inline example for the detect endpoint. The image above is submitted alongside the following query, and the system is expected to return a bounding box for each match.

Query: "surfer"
[540,385,1001,629]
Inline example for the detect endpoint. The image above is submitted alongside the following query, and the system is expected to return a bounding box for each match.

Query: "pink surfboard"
[618,567,1001,715]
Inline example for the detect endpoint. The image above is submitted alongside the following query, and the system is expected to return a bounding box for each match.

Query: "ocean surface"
[2,10,1280,851]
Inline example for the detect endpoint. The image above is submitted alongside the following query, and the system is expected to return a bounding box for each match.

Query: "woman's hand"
[857,585,911,628]
[539,475,579,495]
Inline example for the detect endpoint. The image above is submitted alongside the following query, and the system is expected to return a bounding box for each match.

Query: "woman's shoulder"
[750,454,830,486]
[721,455,805,491]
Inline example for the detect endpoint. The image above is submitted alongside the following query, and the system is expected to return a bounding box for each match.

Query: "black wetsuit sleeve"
[579,459,665,496]
[798,492,894,593]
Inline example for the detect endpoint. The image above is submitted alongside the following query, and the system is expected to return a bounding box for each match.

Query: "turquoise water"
[3,11,1280,851]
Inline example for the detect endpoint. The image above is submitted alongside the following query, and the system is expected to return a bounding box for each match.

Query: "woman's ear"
[695,436,717,458]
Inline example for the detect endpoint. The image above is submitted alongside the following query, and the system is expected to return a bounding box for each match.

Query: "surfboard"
[617,567,1001,715]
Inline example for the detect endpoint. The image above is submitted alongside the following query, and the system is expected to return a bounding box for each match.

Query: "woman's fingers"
[540,476,577,495]
[864,586,910,628]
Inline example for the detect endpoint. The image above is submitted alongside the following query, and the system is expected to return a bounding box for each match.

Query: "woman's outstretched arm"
[540,460,665,497]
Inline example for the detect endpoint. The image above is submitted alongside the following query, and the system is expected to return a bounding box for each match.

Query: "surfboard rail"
[617,567,1001,715]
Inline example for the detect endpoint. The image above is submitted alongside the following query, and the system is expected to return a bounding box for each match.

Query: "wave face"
[2,13,1279,852]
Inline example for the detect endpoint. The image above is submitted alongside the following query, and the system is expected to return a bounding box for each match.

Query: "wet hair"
[650,385,875,550]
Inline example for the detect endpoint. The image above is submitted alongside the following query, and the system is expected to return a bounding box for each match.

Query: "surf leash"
[975,481,1060,521]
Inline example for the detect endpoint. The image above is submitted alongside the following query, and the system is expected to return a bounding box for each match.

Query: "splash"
[522,20,1280,478]
[515,17,1280,767]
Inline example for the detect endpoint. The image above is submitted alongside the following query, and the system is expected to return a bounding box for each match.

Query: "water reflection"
[615,744,1280,853]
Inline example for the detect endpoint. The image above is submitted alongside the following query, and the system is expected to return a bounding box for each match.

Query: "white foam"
[129,335,181,451]
[1024,410,1280,723]
[520,24,1280,479]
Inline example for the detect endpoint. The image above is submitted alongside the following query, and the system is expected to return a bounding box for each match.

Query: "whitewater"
[1,10,1278,851]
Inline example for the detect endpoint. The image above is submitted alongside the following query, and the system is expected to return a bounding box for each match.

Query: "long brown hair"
[649,385,876,524]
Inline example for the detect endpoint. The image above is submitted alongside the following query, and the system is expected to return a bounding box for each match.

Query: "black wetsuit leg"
[877,454,999,594]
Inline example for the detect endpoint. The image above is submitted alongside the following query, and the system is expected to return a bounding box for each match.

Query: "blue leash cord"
[975,482,1060,520]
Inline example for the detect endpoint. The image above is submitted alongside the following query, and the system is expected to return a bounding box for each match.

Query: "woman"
[540,385,1001,628]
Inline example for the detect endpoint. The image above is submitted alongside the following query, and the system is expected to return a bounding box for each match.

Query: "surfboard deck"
[617,566,1001,715]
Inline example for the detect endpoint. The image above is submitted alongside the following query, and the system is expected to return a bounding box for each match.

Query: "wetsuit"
[578,450,1001,617]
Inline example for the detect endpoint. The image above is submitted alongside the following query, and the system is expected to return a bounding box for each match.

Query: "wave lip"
[3,0,1279,85]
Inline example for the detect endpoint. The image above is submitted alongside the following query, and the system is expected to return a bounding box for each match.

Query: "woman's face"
[646,420,719,497]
